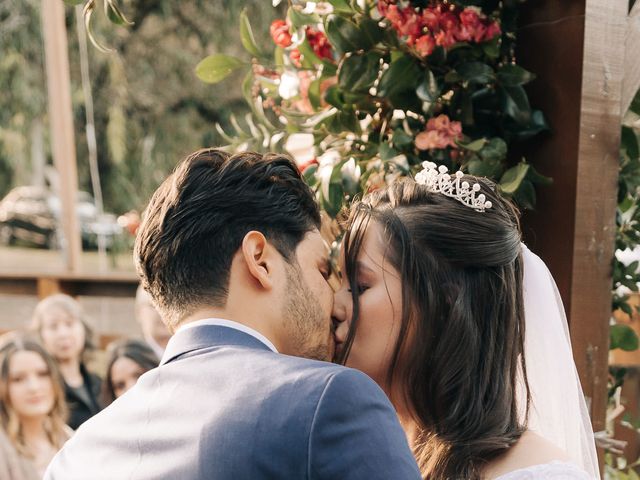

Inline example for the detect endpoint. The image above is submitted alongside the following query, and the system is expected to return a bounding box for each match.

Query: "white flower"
[285,133,315,167]
[301,1,333,14]
[318,150,342,200]
[341,157,361,182]
[279,71,300,100]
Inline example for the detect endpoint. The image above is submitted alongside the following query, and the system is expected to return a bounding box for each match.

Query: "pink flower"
[483,21,501,41]
[434,29,456,48]
[416,114,463,150]
[459,8,482,29]
[270,19,292,48]
[415,34,436,57]
[289,48,303,68]
[439,12,459,32]
[427,114,450,132]
[421,8,441,31]
[415,130,450,150]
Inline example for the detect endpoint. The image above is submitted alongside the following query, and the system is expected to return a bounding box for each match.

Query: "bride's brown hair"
[336,177,530,479]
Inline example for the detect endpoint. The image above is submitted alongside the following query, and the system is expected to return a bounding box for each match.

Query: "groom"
[45,149,420,479]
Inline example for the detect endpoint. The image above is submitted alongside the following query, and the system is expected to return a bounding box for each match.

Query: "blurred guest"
[31,294,102,430]
[0,334,71,479]
[102,339,159,405]
[135,285,171,358]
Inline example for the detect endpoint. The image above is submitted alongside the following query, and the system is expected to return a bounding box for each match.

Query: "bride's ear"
[241,231,276,291]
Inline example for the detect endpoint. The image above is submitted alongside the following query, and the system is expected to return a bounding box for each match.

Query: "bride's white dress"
[496,461,593,479]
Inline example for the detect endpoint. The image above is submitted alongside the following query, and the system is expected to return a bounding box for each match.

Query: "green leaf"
[325,15,366,54]
[499,163,530,194]
[379,142,398,161]
[527,164,553,186]
[308,77,322,110]
[416,69,440,103]
[104,0,133,26]
[629,89,640,115]
[338,52,381,93]
[324,85,344,108]
[288,7,319,29]
[195,54,245,84]
[482,36,500,59]
[63,0,85,5]
[479,138,508,162]
[610,324,640,351]
[497,64,535,86]
[392,129,413,148]
[457,62,495,84]
[513,179,536,209]
[501,85,532,125]
[458,138,487,152]
[359,17,385,49]
[622,125,640,159]
[467,158,503,179]
[327,0,353,12]
[377,55,421,98]
[239,8,263,58]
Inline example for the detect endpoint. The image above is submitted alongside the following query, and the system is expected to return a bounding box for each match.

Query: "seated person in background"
[30,294,102,430]
[102,339,159,405]
[0,334,71,480]
[135,285,171,358]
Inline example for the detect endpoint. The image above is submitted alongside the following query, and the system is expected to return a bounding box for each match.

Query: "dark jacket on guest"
[64,363,102,430]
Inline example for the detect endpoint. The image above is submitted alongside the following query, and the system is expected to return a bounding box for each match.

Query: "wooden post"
[42,0,82,272]
[518,0,627,462]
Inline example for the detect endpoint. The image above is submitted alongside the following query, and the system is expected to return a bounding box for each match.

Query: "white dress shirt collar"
[176,318,278,353]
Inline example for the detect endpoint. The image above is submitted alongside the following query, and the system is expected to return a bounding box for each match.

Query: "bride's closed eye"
[347,284,369,295]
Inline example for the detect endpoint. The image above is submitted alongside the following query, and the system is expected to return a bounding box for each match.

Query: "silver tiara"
[414,161,492,212]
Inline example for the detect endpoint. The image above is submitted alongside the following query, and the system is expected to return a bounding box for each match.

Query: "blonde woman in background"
[31,294,102,429]
[0,334,71,479]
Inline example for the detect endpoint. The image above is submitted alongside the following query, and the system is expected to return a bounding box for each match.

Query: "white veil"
[519,244,601,478]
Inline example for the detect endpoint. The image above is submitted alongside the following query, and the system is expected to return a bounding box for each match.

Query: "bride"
[332,163,600,479]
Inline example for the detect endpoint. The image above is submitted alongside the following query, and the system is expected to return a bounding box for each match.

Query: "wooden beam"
[41,0,82,272]
[570,0,626,434]
[517,1,626,467]
[0,272,138,298]
[622,1,640,114]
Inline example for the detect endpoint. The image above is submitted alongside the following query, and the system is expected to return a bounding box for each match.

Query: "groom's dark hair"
[134,148,320,329]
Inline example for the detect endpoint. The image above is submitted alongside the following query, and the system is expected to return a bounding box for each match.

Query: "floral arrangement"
[196,0,549,217]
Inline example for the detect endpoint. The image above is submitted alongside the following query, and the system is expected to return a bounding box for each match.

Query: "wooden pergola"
[2,0,638,472]
[518,0,640,457]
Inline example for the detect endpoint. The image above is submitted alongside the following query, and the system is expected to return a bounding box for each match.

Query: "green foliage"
[608,88,640,475]
[203,0,550,218]
[196,55,246,84]
[610,324,640,351]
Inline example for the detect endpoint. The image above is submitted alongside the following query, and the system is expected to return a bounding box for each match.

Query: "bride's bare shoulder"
[482,430,570,479]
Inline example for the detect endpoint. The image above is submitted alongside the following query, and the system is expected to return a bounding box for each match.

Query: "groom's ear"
[241,231,277,291]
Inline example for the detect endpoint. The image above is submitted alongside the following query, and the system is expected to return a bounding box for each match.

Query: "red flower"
[298,157,319,174]
[289,49,303,68]
[421,8,441,31]
[438,11,459,32]
[459,8,482,29]
[415,34,436,57]
[483,21,501,42]
[270,19,292,48]
[306,27,333,61]
[434,29,456,48]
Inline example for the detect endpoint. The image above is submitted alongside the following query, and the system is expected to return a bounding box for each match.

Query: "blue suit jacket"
[45,325,420,479]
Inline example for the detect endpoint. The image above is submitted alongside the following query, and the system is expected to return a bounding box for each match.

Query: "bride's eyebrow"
[356,260,375,276]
